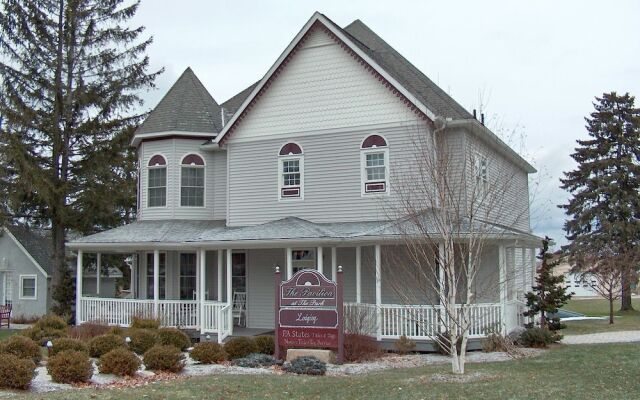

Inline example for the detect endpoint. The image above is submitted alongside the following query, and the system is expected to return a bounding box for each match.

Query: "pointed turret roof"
[136,67,222,135]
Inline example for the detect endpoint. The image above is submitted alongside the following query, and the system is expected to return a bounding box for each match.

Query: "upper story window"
[147,155,167,207]
[474,153,488,196]
[181,154,205,207]
[278,143,303,199]
[361,135,389,194]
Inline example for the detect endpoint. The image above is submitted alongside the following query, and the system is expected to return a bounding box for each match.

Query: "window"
[278,143,303,199]
[361,135,389,194]
[232,253,247,294]
[181,154,205,207]
[19,275,36,300]
[146,253,166,300]
[3,276,13,306]
[292,249,316,274]
[180,253,197,300]
[474,153,488,196]
[148,155,167,207]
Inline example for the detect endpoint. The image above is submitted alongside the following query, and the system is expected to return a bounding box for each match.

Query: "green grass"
[6,343,639,400]
[0,329,19,341]
[562,298,640,335]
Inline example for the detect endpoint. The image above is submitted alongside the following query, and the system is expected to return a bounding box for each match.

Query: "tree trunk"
[620,272,634,311]
[609,297,614,325]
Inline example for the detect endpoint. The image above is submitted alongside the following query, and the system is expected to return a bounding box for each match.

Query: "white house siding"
[138,139,225,221]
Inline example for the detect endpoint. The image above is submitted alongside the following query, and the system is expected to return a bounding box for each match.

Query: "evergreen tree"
[560,92,640,311]
[0,0,161,317]
[523,237,573,330]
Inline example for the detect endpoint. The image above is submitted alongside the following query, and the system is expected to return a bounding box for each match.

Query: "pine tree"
[0,0,161,317]
[523,237,573,330]
[560,92,640,311]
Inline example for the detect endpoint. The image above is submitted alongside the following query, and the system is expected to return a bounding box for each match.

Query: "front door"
[232,253,247,295]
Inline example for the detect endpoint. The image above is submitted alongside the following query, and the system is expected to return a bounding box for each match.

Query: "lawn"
[0,329,19,341]
[562,298,640,335]
[6,343,639,400]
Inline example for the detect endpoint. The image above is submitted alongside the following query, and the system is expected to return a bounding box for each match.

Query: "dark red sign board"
[279,327,339,348]
[279,309,338,328]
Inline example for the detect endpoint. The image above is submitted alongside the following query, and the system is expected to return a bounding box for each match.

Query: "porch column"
[286,247,292,279]
[217,250,223,301]
[331,247,337,280]
[529,247,537,290]
[153,249,160,319]
[130,254,137,299]
[76,250,83,325]
[375,244,382,341]
[96,253,101,296]
[226,248,233,335]
[498,244,507,334]
[199,249,206,334]
[317,246,324,274]
[355,246,362,303]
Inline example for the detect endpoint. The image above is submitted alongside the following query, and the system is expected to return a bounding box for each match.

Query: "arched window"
[181,154,205,207]
[278,143,303,199]
[147,155,167,207]
[361,135,389,194]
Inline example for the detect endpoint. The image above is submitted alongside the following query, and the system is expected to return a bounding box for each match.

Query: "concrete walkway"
[562,330,640,345]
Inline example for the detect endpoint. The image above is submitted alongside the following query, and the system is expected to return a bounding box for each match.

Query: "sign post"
[275,266,344,363]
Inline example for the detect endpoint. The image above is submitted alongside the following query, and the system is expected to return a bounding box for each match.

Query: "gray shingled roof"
[136,68,222,135]
[221,81,260,116]
[4,225,54,275]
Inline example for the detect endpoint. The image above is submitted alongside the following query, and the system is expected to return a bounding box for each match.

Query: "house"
[0,225,122,319]
[68,12,539,345]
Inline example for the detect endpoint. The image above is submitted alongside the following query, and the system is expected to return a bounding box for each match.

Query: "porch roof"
[68,215,541,251]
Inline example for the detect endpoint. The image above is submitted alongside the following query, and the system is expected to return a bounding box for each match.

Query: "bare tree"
[383,117,533,374]
[575,251,623,325]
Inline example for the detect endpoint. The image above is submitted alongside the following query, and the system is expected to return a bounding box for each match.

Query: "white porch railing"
[158,300,199,329]
[201,301,231,340]
[78,297,155,327]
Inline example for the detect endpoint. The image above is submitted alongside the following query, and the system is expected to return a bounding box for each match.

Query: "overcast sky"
[132,0,640,247]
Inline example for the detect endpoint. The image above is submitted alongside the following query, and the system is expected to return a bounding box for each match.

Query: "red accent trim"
[148,155,166,166]
[181,154,205,166]
[279,143,303,155]
[281,187,301,197]
[362,134,387,148]
[365,182,386,193]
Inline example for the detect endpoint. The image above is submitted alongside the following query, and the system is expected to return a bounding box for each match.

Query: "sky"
[131,0,640,247]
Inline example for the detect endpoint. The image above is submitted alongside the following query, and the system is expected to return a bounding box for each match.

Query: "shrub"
[108,326,126,336]
[283,356,326,376]
[344,333,381,362]
[50,338,88,357]
[157,328,191,351]
[88,334,126,358]
[394,335,416,355]
[68,322,111,341]
[143,345,185,373]
[0,354,36,390]
[0,335,41,363]
[233,353,281,368]
[129,329,158,355]
[482,333,514,353]
[190,342,226,364]
[224,337,258,360]
[518,327,562,348]
[47,350,93,384]
[130,317,161,330]
[254,336,275,355]
[98,348,141,377]
[434,332,465,355]
[22,315,68,346]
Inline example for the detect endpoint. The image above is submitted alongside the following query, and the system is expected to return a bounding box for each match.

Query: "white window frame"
[278,143,304,201]
[473,152,488,197]
[179,153,206,208]
[145,252,167,300]
[147,153,167,208]
[19,274,37,300]
[360,144,389,196]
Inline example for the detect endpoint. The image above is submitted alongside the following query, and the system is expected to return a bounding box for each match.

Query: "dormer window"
[278,143,303,199]
[181,154,205,207]
[147,155,167,207]
[361,135,389,194]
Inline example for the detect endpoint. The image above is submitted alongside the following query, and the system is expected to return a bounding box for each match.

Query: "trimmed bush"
[344,333,381,362]
[190,342,226,364]
[254,336,275,355]
[143,345,185,373]
[0,335,41,363]
[283,356,326,376]
[233,353,281,368]
[68,322,110,341]
[98,348,141,377]
[223,337,258,360]
[0,354,36,390]
[518,327,562,348]
[88,334,126,358]
[394,335,417,355]
[47,350,93,384]
[130,317,161,330]
[22,315,68,345]
[157,328,191,351]
[108,326,126,336]
[434,332,465,355]
[129,329,158,355]
[50,338,88,357]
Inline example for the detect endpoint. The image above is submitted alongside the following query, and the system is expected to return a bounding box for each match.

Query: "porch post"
[153,249,160,319]
[76,250,83,325]
[331,247,337,280]
[375,244,382,341]
[529,247,537,291]
[355,246,362,303]
[286,247,292,279]
[131,254,137,299]
[226,248,233,335]
[217,250,223,301]
[96,253,101,296]
[498,244,507,334]
[317,246,323,274]
[199,249,206,334]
